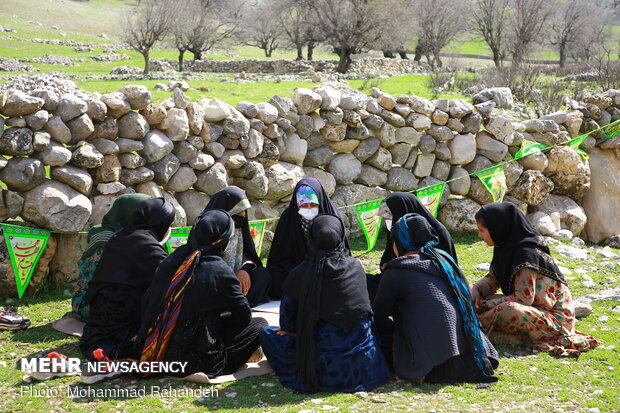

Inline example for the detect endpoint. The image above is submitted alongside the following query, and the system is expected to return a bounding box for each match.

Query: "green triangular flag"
[602,119,620,139]
[249,220,267,256]
[355,199,383,252]
[416,183,445,218]
[165,226,192,254]
[514,140,548,160]
[568,132,590,161]
[1,224,51,298]
[476,165,507,203]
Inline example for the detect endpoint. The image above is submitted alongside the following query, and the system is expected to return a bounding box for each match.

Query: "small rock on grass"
[598,315,609,322]
[475,263,491,272]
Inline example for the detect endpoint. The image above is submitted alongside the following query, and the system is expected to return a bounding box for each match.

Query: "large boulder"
[331,184,389,236]
[161,108,190,141]
[120,166,155,187]
[302,167,336,196]
[44,115,72,144]
[117,111,149,140]
[386,167,418,191]
[2,90,44,117]
[264,162,305,200]
[472,87,514,108]
[49,232,88,285]
[582,147,620,242]
[194,162,229,196]
[0,222,57,297]
[70,141,104,168]
[120,85,151,110]
[509,170,554,206]
[57,94,87,121]
[327,153,362,184]
[67,113,95,144]
[141,130,174,163]
[476,131,508,162]
[150,153,181,185]
[164,166,197,192]
[438,197,481,234]
[0,158,45,191]
[447,133,476,165]
[232,161,269,199]
[279,133,307,165]
[536,194,587,236]
[544,146,591,200]
[94,154,121,183]
[100,92,131,118]
[293,88,322,114]
[0,127,34,156]
[50,165,93,196]
[485,116,514,145]
[22,180,92,232]
[175,190,210,223]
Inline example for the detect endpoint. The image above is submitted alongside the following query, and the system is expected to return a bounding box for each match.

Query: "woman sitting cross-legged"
[137,209,268,377]
[80,197,176,364]
[202,186,271,307]
[373,213,498,384]
[471,203,599,356]
[260,214,390,393]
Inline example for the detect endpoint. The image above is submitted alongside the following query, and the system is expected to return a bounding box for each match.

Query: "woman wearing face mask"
[201,186,271,307]
[80,198,176,364]
[267,178,349,299]
[367,192,458,300]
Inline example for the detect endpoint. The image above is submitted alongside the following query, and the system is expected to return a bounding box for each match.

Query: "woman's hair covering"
[203,186,261,265]
[475,202,567,295]
[132,197,176,241]
[296,185,320,207]
[81,194,151,260]
[267,178,350,272]
[393,213,495,379]
[283,214,371,392]
[380,192,457,267]
[140,210,234,369]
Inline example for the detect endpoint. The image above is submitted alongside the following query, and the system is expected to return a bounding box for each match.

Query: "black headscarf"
[85,197,176,302]
[137,210,247,361]
[283,214,371,392]
[380,192,457,267]
[267,178,349,296]
[203,186,261,265]
[388,213,495,380]
[475,202,567,295]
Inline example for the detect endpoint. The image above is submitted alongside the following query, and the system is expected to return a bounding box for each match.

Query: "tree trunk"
[491,48,502,68]
[307,43,315,61]
[383,50,395,58]
[178,49,185,72]
[398,50,409,59]
[414,44,423,62]
[559,44,566,68]
[336,48,352,73]
[264,48,272,57]
[296,45,303,61]
[142,50,150,75]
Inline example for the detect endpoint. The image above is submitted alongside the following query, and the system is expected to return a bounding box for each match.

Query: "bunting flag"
[514,140,548,159]
[476,165,507,203]
[355,199,384,252]
[165,226,192,254]
[249,220,267,256]
[416,183,445,218]
[1,224,51,298]
[602,119,620,139]
[568,133,591,161]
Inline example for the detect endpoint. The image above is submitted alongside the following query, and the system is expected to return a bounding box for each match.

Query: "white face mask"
[385,219,393,232]
[298,207,319,220]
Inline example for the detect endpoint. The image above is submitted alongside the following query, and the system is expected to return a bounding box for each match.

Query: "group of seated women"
[72,178,598,389]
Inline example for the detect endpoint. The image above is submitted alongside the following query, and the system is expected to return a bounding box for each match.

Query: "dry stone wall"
[1,81,619,296]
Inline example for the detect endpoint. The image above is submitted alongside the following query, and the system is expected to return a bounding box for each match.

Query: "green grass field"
[0,231,618,412]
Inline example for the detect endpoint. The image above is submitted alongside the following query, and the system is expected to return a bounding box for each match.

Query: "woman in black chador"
[202,186,271,307]
[266,178,348,298]
[138,209,267,377]
[80,197,175,361]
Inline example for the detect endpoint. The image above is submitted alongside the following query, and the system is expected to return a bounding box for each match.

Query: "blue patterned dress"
[260,295,390,393]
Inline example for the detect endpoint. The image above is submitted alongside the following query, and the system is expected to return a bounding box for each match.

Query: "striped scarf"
[140,250,201,370]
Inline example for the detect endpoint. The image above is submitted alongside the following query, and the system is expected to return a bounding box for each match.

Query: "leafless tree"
[122,0,174,74]
[507,0,552,68]
[471,0,509,68]
[308,0,399,73]
[238,0,283,57]
[170,0,244,71]
[549,0,607,68]
[568,23,609,63]
[413,0,471,69]
[276,0,323,60]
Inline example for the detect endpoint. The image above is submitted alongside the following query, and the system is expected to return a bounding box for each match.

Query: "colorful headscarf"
[296,185,320,207]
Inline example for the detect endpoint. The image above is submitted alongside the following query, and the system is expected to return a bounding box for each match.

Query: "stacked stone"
[0,84,598,293]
